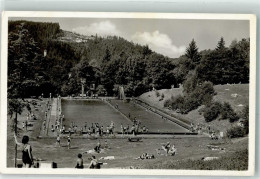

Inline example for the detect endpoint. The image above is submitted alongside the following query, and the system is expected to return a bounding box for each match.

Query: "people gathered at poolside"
[51,119,148,136]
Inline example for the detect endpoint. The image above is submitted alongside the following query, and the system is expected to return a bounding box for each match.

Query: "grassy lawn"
[139,84,249,133]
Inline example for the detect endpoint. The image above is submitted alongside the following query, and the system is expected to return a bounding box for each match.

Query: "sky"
[10,17,249,58]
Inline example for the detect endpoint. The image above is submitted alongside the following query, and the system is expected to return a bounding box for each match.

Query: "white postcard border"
[0,11,256,176]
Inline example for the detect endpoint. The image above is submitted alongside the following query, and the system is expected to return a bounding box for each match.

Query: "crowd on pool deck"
[51,119,149,136]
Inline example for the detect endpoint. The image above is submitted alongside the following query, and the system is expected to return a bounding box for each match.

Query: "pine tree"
[216,37,226,51]
[103,48,111,62]
[185,39,201,65]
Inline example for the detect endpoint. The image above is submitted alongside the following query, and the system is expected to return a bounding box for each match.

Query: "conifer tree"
[216,37,226,51]
[185,39,201,65]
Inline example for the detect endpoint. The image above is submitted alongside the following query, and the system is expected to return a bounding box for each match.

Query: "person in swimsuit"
[162,142,171,155]
[67,136,71,149]
[94,140,101,153]
[14,134,34,168]
[56,135,61,147]
[75,153,84,169]
[89,155,100,169]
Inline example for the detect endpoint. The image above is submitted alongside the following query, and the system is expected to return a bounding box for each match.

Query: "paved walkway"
[40,98,60,137]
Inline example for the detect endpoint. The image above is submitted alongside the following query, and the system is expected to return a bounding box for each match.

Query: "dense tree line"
[8,21,250,100]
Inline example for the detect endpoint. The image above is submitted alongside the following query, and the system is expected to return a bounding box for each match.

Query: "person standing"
[84,122,87,131]
[25,120,28,131]
[67,136,71,149]
[14,134,34,168]
[56,135,61,147]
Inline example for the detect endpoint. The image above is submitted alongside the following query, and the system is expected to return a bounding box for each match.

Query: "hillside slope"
[139,84,249,132]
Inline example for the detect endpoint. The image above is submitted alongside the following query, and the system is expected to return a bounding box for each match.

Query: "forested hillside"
[8,21,249,99]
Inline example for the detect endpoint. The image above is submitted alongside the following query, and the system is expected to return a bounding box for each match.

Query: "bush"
[161,93,164,99]
[172,95,185,111]
[203,102,223,122]
[181,96,200,114]
[164,98,172,107]
[241,105,249,134]
[194,81,215,105]
[227,126,245,138]
[221,102,239,122]
[164,81,215,114]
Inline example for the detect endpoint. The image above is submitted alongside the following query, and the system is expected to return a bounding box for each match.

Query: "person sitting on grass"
[168,144,177,156]
[75,153,84,169]
[162,142,171,155]
[210,132,218,140]
[94,140,101,153]
[104,140,109,149]
[14,134,34,168]
[135,153,155,160]
[89,155,101,169]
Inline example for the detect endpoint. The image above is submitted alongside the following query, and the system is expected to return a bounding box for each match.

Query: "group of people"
[135,153,155,160]
[75,154,101,169]
[159,142,177,156]
[56,135,71,149]
[190,123,219,139]
[22,112,36,131]
[64,121,116,136]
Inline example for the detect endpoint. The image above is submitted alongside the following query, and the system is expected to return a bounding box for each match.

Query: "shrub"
[164,98,172,107]
[195,81,215,105]
[159,93,165,101]
[172,95,185,111]
[227,126,245,138]
[181,96,200,114]
[241,105,249,134]
[161,93,164,99]
[164,81,215,114]
[183,71,198,94]
[203,102,223,122]
[221,102,239,122]
[155,91,160,97]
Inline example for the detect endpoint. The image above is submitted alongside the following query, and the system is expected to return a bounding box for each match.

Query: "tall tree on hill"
[142,45,152,57]
[185,39,201,67]
[103,48,111,63]
[215,37,226,51]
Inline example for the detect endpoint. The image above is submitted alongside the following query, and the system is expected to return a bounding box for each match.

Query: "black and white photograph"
[0,12,256,176]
